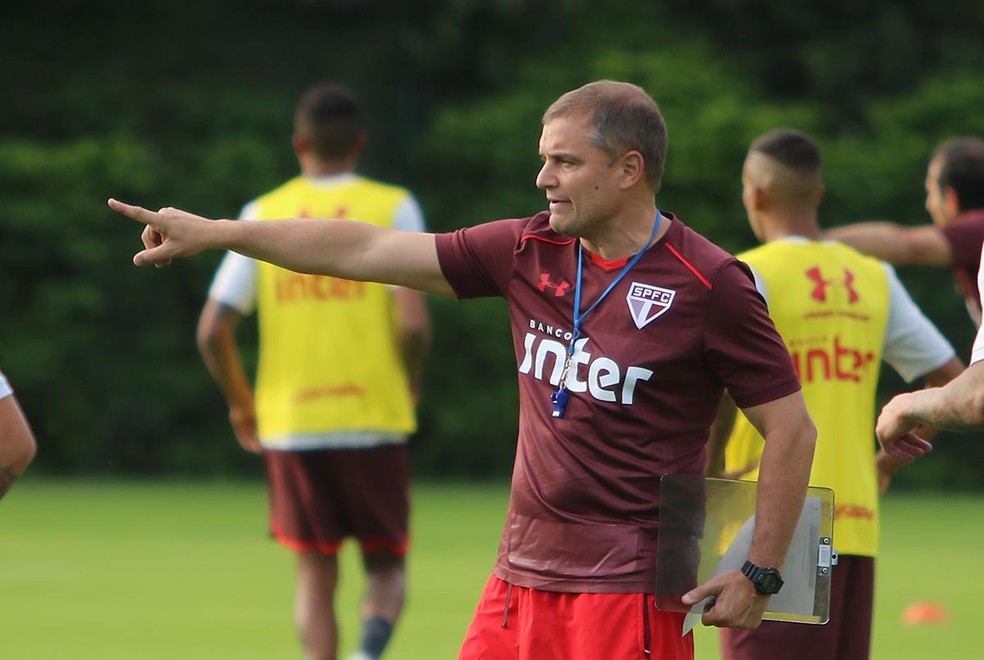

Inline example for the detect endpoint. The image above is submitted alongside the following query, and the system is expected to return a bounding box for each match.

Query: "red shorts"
[720,554,874,660]
[264,444,410,556]
[458,575,694,660]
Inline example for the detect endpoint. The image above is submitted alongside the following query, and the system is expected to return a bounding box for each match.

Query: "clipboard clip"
[817,536,839,576]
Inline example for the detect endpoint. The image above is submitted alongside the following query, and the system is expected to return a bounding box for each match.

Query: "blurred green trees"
[1,0,982,486]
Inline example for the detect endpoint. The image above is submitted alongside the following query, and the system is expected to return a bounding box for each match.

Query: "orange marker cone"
[901,601,949,626]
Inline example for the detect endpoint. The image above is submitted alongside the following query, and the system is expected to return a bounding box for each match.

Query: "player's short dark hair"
[748,128,821,175]
[933,137,984,211]
[294,84,366,160]
[543,80,668,192]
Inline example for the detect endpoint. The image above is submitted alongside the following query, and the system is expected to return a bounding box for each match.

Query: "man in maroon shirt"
[827,137,984,326]
[109,80,817,660]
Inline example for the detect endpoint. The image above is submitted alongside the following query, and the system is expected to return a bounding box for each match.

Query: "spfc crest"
[626,282,676,329]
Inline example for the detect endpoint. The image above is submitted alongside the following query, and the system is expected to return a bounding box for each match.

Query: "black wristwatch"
[741,560,784,595]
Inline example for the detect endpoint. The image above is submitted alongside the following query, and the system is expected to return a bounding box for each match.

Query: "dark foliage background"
[1,0,982,488]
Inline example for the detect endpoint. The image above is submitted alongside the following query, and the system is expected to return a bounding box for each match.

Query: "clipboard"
[654,475,836,632]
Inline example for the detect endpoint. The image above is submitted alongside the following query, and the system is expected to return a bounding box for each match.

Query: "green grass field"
[1,480,981,659]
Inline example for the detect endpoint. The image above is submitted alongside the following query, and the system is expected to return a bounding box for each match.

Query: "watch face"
[741,561,784,595]
[758,571,783,594]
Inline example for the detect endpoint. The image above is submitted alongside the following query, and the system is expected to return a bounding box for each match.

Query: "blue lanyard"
[551,211,663,419]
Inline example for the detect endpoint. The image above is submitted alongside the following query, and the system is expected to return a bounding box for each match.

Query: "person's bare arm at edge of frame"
[0,394,37,501]
[877,360,984,453]
[683,389,816,630]
[108,199,456,297]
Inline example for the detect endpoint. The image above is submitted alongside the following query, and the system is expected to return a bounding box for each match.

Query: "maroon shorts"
[264,444,410,556]
[458,575,694,660]
[720,554,874,660]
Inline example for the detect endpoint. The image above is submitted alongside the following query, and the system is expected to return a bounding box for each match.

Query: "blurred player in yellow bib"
[707,129,963,660]
[197,83,430,660]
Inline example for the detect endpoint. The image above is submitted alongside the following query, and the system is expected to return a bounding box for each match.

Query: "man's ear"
[292,133,308,156]
[943,185,961,216]
[750,185,768,210]
[618,151,645,188]
[349,132,368,158]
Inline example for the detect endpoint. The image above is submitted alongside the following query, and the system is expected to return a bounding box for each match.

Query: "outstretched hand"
[875,392,933,462]
[878,431,933,462]
[108,198,215,268]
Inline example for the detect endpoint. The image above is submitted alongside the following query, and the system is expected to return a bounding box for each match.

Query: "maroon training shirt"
[435,211,800,593]
[940,210,984,325]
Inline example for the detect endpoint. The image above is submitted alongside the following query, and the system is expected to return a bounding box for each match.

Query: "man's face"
[924,156,952,227]
[535,113,622,238]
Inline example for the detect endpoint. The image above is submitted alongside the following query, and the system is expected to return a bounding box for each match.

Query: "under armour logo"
[806,266,859,303]
[538,274,571,297]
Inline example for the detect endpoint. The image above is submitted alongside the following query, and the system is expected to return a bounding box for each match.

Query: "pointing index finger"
[108,198,155,225]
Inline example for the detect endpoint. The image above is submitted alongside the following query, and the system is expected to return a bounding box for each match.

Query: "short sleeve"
[941,218,984,271]
[394,195,426,233]
[435,218,528,299]
[882,262,956,381]
[703,260,801,408]
[208,247,258,314]
[203,200,261,313]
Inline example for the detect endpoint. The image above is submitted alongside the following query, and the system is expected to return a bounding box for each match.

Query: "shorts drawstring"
[642,595,652,656]
[501,583,514,628]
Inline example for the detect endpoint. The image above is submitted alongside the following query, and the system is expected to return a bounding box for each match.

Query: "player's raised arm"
[108,198,455,296]
[824,222,953,266]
